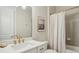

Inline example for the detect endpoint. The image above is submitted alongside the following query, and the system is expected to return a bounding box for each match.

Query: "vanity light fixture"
[21,6,26,10]
[16,6,26,10]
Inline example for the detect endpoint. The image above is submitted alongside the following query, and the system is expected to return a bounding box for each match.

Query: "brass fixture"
[11,34,24,44]
[0,42,6,48]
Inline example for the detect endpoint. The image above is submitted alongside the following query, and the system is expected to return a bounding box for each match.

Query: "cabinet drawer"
[37,44,47,53]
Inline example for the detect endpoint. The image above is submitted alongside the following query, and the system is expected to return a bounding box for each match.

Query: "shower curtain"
[49,12,66,53]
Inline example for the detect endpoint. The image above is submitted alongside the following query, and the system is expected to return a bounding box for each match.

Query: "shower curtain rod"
[65,6,79,12]
[50,6,79,15]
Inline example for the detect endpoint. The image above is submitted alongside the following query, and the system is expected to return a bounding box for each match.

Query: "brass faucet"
[18,34,24,43]
[11,34,24,44]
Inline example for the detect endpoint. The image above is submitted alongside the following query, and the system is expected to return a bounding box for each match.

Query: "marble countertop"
[0,39,48,53]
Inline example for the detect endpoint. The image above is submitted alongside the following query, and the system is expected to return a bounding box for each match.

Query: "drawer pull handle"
[40,48,44,50]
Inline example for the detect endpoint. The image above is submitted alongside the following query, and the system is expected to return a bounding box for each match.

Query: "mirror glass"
[16,6,32,38]
[0,6,32,41]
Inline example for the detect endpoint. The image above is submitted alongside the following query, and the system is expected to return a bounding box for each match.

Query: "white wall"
[16,7,32,37]
[32,6,49,41]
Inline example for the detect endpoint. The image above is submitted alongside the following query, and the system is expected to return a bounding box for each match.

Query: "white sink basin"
[11,43,35,50]
[8,40,41,52]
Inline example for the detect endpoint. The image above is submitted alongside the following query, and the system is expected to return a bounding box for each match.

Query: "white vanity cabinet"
[23,41,48,53]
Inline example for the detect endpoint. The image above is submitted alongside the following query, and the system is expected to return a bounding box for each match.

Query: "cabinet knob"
[40,48,44,50]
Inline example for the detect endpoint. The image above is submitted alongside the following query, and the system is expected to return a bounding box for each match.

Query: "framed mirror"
[0,6,32,41]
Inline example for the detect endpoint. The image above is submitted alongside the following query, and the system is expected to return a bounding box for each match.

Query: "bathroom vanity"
[20,39,48,53]
[0,6,48,53]
[0,38,48,53]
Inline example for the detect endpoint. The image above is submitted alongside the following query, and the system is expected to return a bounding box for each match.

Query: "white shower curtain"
[49,12,66,53]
